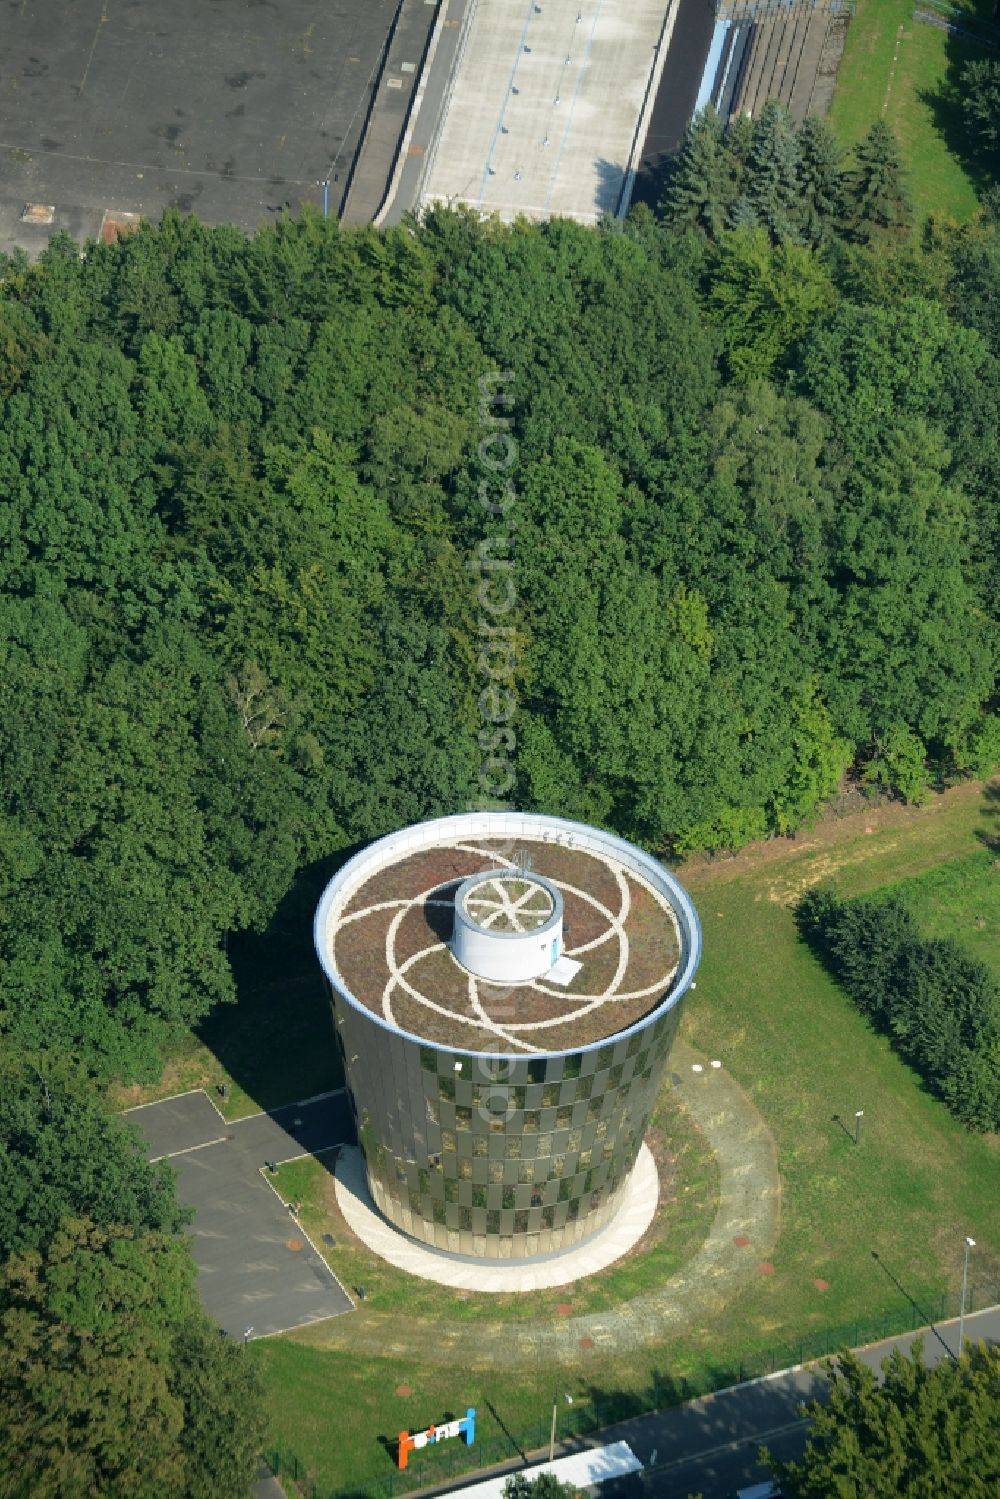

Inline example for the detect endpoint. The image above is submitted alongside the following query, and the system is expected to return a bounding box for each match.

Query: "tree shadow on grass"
[870,1251,955,1362]
[976,779,1000,854]
[918,15,1000,206]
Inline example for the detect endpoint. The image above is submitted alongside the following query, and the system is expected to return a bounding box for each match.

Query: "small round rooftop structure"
[313,812,701,1263]
[452,869,563,982]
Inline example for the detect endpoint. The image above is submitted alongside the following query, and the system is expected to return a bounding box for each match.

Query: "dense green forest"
[1,107,999,1081]
[1,100,999,1492]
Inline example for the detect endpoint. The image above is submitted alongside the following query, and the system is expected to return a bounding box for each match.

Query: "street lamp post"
[854,1109,864,1145]
[958,1235,975,1355]
[548,1393,572,1464]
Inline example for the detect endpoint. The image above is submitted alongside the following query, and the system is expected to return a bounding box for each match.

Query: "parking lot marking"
[149,1134,228,1163]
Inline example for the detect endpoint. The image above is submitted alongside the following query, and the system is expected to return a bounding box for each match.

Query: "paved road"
[123,1089,356,1339]
[414,1307,1000,1499]
[380,0,475,226]
[595,1305,1000,1496]
[630,0,715,211]
[341,0,441,226]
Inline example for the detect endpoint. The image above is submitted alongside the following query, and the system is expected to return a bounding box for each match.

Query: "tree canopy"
[763,1340,1000,1497]
[0,1218,266,1498]
[0,186,998,1077]
[0,1048,189,1261]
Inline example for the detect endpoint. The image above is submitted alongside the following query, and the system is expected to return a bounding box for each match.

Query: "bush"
[796,889,1000,1129]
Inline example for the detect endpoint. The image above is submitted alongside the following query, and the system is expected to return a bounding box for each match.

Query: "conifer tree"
[726,110,754,174]
[727,194,760,232]
[796,115,846,245]
[743,101,801,242]
[661,105,736,240]
[763,1341,1000,1497]
[725,109,754,204]
[960,58,1000,169]
[846,120,912,241]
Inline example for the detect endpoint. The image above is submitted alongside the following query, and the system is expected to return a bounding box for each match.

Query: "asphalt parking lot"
[123,1089,356,1339]
[0,0,398,254]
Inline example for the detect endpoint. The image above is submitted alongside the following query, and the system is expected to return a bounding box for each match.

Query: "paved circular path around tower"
[307,1042,780,1367]
[336,1143,660,1292]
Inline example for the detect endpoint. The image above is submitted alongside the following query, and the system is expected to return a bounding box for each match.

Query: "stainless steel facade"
[315,813,701,1262]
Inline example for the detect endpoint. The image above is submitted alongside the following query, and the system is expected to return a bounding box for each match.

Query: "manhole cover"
[286,1238,305,1252]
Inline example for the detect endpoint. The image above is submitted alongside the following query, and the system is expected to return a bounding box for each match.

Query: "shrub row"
[796,889,1000,1130]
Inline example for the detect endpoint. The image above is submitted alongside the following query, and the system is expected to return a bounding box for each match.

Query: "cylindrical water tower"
[313,812,701,1262]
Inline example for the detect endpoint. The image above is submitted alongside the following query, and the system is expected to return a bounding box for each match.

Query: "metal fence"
[263,1282,997,1498]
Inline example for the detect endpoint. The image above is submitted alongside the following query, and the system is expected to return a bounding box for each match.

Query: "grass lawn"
[875,845,1000,976]
[254,1338,677,1497]
[828,0,995,224]
[247,780,999,1496]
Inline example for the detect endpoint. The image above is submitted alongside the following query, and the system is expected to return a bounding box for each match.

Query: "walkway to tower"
[123,1089,355,1339]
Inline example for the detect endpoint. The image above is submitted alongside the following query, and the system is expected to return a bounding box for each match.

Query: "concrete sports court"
[0,0,398,254]
[416,0,676,223]
[123,1089,355,1339]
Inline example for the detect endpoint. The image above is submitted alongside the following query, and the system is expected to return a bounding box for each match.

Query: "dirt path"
[678,777,996,894]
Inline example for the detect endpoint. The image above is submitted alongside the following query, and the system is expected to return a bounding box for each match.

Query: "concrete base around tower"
[334,1142,659,1291]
